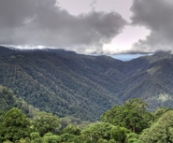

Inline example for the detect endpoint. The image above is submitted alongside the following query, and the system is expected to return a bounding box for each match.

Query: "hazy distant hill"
[0,46,173,120]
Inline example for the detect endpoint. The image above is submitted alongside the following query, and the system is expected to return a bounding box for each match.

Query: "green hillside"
[0,85,38,117]
[120,52,173,110]
[0,48,122,121]
[1,47,173,120]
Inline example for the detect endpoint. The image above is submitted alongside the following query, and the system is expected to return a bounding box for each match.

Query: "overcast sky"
[0,0,172,54]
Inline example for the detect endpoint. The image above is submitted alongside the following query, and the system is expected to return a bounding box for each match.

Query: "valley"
[0,46,173,121]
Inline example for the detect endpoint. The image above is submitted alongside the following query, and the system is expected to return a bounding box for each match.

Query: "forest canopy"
[0,98,173,143]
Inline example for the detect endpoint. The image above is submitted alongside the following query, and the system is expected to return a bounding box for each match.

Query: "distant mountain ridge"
[0,46,173,120]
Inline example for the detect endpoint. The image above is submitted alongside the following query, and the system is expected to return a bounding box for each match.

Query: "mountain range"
[0,46,173,121]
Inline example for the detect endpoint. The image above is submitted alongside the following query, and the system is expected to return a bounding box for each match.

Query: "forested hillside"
[0,47,122,121]
[0,46,173,120]
[119,51,173,110]
[0,85,38,117]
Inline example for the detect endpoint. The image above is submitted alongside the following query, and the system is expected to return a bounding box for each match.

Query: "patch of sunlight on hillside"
[157,94,172,102]
[147,66,160,75]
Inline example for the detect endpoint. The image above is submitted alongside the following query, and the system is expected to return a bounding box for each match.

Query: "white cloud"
[102,25,150,54]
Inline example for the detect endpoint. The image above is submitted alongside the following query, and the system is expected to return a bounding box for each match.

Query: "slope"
[1,46,173,119]
[120,51,173,110]
[0,47,122,121]
[0,84,37,117]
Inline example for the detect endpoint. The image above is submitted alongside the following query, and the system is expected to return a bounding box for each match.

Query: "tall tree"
[0,108,31,142]
[32,112,60,136]
[140,110,173,143]
[101,98,152,133]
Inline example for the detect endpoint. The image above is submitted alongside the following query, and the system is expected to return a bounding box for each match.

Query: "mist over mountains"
[0,46,173,120]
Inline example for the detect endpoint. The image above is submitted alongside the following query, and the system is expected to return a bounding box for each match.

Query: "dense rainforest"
[1,46,173,121]
[0,46,122,121]
[0,96,173,143]
[0,84,172,143]
[1,46,173,142]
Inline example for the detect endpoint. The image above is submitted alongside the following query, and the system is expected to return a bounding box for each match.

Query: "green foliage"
[15,137,31,143]
[0,85,16,111]
[101,98,152,133]
[32,112,60,136]
[125,132,143,143]
[58,133,75,142]
[81,122,114,142]
[0,110,5,123]
[1,99,173,143]
[42,133,59,143]
[0,108,31,142]
[30,132,42,143]
[140,110,173,143]
[0,85,39,118]
[61,124,80,135]
[97,138,110,143]
[111,126,130,142]
[3,141,13,143]
[153,106,171,121]
[60,116,91,129]
[30,132,40,141]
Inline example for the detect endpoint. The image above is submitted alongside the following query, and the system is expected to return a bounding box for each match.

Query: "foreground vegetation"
[0,98,173,143]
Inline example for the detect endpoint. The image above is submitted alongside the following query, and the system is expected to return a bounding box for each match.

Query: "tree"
[80,122,114,142]
[101,98,152,133]
[111,125,130,143]
[15,137,30,143]
[58,133,75,143]
[32,112,60,136]
[0,108,31,142]
[140,110,173,143]
[30,132,42,143]
[43,133,59,143]
[61,124,80,135]
[153,107,171,122]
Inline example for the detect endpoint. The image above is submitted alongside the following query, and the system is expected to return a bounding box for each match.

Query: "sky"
[0,0,173,54]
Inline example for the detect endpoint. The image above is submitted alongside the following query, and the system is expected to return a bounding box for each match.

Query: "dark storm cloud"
[131,0,173,52]
[0,0,126,53]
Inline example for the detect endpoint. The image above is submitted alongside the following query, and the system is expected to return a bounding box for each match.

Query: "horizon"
[0,44,155,62]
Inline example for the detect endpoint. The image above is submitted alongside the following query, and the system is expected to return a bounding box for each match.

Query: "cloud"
[131,0,173,52]
[90,0,97,11]
[0,0,127,54]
